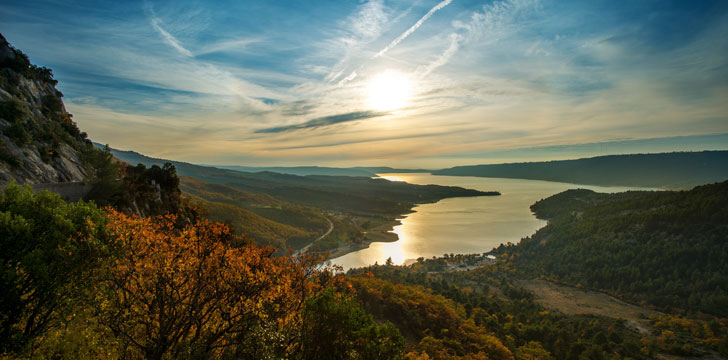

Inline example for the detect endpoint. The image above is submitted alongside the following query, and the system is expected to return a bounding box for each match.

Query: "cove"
[332,173,651,270]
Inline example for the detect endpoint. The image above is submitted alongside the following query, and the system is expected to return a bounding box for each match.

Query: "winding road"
[295,216,333,255]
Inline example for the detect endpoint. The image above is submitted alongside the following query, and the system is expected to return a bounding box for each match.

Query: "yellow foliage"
[95,209,328,359]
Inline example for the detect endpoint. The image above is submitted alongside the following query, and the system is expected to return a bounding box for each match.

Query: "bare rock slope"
[0,33,90,186]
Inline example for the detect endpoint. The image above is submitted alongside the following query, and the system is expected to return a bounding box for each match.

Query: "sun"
[366,70,412,111]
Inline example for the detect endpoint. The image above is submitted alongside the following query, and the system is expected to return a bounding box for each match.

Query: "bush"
[0,183,109,352]
[301,287,405,359]
[0,98,27,123]
[0,34,57,85]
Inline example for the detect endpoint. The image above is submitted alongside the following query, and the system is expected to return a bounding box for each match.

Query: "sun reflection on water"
[364,223,407,266]
[332,174,652,270]
[376,174,406,182]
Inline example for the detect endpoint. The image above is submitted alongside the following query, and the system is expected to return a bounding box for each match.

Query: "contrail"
[151,17,193,57]
[374,0,454,58]
[418,33,460,78]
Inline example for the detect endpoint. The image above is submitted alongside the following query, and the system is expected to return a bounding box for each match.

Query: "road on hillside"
[295,216,333,255]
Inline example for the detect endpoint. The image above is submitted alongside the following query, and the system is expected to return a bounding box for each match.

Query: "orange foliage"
[96,209,327,359]
[349,276,513,360]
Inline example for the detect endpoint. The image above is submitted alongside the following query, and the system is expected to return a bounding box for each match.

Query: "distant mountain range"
[434,151,728,189]
[99,144,492,210]
[97,144,431,177]
[98,143,495,251]
[104,144,727,189]
[211,165,431,177]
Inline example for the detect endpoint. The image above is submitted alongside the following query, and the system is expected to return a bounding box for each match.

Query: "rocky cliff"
[0,33,91,186]
[1,34,207,222]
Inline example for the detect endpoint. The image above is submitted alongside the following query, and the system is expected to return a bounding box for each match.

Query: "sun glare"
[366,70,412,111]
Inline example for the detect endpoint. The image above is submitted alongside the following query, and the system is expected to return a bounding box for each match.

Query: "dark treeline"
[496,181,728,316]
[349,260,651,359]
[434,151,728,188]
[349,255,728,358]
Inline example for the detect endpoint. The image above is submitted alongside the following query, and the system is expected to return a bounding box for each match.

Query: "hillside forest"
[1,33,728,360]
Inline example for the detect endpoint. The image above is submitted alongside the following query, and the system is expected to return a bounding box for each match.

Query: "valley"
[1,26,727,360]
[103,145,499,254]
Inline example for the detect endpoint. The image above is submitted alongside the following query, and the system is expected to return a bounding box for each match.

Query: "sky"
[1,0,727,167]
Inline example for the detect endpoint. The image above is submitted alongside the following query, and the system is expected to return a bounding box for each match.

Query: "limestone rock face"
[0,34,189,219]
[0,34,90,186]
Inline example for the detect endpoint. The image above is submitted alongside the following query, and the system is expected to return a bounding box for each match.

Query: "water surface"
[332,174,651,269]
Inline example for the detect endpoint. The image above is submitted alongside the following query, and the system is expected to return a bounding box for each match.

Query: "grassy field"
[517,279,661,336]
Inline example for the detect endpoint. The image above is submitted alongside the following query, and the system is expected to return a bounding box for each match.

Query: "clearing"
[517,279,661,335]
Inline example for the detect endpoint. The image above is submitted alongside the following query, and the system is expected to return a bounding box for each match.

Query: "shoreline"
[324,189,498,261]
[327,218,402,259]
[319,177,500,261]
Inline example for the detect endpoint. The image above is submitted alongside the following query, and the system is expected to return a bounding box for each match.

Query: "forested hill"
[433,151,728,188]
[103,144,430,177]
[101,143,497,215]
[102,143,499,253]
[497,180,728,316]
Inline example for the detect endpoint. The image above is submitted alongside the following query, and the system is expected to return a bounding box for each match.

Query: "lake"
[331,174,652,269]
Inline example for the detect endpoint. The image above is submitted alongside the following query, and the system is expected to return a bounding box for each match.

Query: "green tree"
[515,341,554,360]
[0,183,109,352]
[300,287,404,359]
[82,145,121,206]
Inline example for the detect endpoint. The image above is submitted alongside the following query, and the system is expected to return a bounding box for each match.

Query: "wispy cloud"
[150,17,193,57]
[416,0,539,78]
[256,111,386,133]
[374,0,453,58]
[195,38,259,56]
[3,0,726,167]
[325,0,390,83]
[417,33,461,77]
[337,70,358,86]
[331,0,455,86]
[349,0,389,43]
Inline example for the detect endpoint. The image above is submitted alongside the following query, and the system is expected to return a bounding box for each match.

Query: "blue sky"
[2,0,727,167]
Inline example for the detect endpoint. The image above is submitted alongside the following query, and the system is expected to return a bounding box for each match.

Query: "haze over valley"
[1,1,728,358]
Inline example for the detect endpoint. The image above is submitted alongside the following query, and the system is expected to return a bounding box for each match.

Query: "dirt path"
[517,279,660,335]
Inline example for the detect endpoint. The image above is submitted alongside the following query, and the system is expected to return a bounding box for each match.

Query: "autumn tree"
[349,276,513,360]
[514,341,554,360]
[96,209,327,359]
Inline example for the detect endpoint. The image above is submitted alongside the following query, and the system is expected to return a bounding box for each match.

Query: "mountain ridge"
[98,143,499,253]
[96,143,433,177]
[102,142,728,189]
[434,151,728,188]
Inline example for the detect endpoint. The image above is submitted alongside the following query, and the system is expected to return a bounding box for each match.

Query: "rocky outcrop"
[0,35,195,222]
[0,33,91,186]
[0,140,88,185]
[116,162,186,218]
